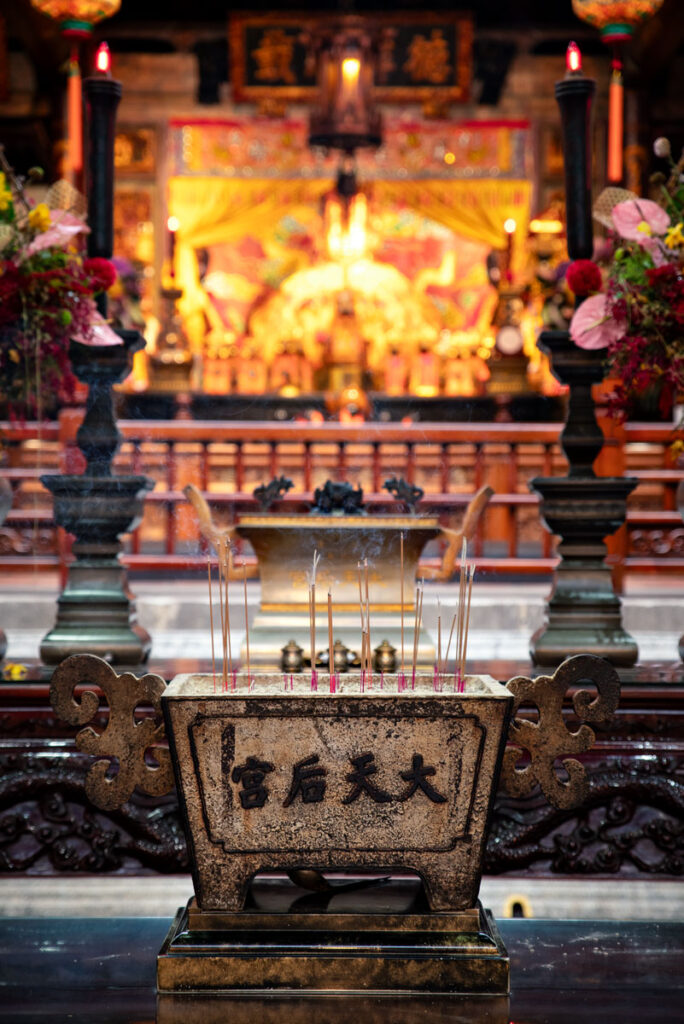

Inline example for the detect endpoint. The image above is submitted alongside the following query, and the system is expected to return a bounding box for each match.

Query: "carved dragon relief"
[49,654,174,811]
[499,654,621,810]
[49,652,619,819]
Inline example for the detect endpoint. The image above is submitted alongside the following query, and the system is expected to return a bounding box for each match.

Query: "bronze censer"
[50,651,619,1006]
[184,478,493,670]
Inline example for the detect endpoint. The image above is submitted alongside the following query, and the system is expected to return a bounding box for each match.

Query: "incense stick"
[207,557,216,691]
[217,539,228,690]
[460,563,475,692]
[308,549,320,688]
[242,561,250,687]
[327,588,335,691]
[455,539,467,691]
[437,598,442,689]
[357,562,366,686]
[362,557,374,684]
[444,612,457,671]
[411,583,423,687]
[400,532,405,678]
[224,544,233,680]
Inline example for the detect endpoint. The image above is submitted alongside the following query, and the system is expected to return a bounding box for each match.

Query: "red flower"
[566,259,602,296]
[83,257,117,292]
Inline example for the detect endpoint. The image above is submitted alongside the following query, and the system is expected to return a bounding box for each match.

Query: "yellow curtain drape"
[168,175,532,351]
[169,177,330,350]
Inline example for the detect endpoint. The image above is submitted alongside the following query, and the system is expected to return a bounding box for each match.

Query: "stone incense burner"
[50,653,619,997]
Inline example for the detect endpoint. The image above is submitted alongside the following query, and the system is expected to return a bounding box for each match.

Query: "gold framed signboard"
[229,13,473,106]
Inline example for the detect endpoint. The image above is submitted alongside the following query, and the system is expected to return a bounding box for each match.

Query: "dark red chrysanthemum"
[566,259,602,297]
[83,257,117,291]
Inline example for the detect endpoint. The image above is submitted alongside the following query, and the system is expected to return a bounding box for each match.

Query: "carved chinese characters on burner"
[189,714,477,855]
[231,757,274,809]
[231,750,446,809]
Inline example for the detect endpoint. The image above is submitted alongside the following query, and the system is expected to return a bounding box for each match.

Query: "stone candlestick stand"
[529,332,638,666]
[39,69,153,671]
[40,332,153,669]
[530,52,638,668]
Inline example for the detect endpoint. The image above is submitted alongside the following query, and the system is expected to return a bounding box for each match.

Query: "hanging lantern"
[572,0,664,184]
[30,0,122,181]
[571,0,664,42]
[308,19,382,154]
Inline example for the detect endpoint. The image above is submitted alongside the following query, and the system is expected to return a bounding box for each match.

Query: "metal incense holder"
[238,514,441,667]
[50,653,620,1000]
[185,479,493,671]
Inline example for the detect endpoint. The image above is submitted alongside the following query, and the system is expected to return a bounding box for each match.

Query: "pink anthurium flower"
[569,293,625,351]
[612,199,670,241]
[72,313,123,347]
[22,210,90,259]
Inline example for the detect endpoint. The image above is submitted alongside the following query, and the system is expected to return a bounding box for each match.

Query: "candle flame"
[566,41,582,74]
[95,42,111,75]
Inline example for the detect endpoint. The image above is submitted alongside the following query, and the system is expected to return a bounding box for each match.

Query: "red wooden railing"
[1,414,682,583]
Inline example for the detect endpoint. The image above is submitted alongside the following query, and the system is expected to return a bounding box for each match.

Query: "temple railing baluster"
[1,419,682,582]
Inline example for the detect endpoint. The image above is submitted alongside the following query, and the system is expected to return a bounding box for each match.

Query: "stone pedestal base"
[530,476,638,668]
[158,886,509,997]
[40,474,153,669]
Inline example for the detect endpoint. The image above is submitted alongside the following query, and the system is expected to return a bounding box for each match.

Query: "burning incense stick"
[411,583,423,687]
[357,562,367,684]
[217,539,228,690]
[242,561,250,687]
[207,557,216,690]
[444,611,457,670]
[460,563,475,691]
[224,544,233,679]
[364,558,371,682]
[327,588,335,691]
[455,538,467,691]
[437,598,442,684]
[400,532,405,677]
[308,549,321,686]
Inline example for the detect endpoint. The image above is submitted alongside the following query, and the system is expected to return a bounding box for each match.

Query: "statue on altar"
[235,339,268,394]
[409,345,441,398]
[269,340,314,394]
[384,347,409,395]
[325,289,367,392]
[442,334,491,397]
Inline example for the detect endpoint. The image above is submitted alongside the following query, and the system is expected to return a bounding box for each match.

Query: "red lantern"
[30,0,121,181]
[572,0,665,184]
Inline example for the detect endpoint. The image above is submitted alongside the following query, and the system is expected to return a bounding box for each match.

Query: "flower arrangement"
[0,152,119,420]
[569,137,684,421]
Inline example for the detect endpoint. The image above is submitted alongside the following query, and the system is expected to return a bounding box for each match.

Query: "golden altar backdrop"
[169,176,532,358]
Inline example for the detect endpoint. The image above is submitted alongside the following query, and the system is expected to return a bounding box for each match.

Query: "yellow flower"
[0,172,12,213]
[636,220,652,236]
[28,202,51,233]
[8,349,20,364]
[665,222,684,249]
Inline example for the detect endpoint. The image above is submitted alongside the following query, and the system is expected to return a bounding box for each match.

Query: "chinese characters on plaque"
[230,14,473,104]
